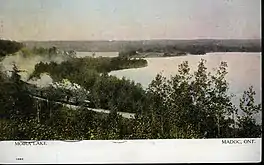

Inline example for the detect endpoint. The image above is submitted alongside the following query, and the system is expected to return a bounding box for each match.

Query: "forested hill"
[22,39,261,52]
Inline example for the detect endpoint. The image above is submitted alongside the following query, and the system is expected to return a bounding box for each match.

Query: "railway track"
[30,94,135,119]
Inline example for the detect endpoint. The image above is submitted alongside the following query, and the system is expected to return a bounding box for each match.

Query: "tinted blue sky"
[0,0,261,40]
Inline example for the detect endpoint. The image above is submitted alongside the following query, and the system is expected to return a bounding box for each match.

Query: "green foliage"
[91,75,148,113]
[0,54,262,140]
[30,56,147,79]
[118,42,261,57]
[236,86,262,137]
[32,46,49,55]
[0,39,23,58]
[20,46,75,61]
[0,65,36,120]
[20,47,33,58]
[0,38,261,140]
[118,50,137,58]
[143,59,261,138]
[28,57,148,113]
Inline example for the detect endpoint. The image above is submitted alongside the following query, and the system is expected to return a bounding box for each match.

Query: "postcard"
[0,0,262,163]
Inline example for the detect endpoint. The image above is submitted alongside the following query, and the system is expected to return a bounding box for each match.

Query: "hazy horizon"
[0,0,261,41]
[17,38,262,42]
[15,38,263,42]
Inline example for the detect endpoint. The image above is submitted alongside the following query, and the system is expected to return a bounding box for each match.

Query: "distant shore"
[128,52,188,58]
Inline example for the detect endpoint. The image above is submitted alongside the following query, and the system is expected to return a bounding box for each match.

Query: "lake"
[109,52,262,122]
[76,52,119,58]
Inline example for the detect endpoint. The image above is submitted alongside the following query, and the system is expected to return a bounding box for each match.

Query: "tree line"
[119,43,262,57]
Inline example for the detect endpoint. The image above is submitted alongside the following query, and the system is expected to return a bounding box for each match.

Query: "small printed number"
[16,157,23,160]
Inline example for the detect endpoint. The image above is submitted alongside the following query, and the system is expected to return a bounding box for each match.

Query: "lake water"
[109,52,262,122]
[76,52,119,58]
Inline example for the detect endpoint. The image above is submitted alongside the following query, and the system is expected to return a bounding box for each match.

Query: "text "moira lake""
[14,141,47,146]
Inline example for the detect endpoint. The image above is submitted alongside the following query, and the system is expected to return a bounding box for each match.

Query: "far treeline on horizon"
[21,39,262,53]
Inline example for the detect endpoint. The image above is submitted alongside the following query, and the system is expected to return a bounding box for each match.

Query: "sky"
[0,0,261,41]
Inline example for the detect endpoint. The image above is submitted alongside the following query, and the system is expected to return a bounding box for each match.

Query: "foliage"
[90,75,148,113]
[0,41,262,140]
[30,56,147,80]
[28,56,148,113]
[236,86,262,138]
[119,50,138,58]
[0,64,36,120]
[20,47,33,58]
[144,60,238,138]
[118,43,262,57]
[0,39,23,58]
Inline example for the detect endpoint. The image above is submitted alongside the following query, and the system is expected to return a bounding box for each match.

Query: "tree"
[145,59,261,138]
[7,64,36,120]
[0,39,23,59]
[236,86,262,138]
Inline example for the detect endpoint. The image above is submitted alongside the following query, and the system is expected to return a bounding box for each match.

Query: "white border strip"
[0,138,261,163]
